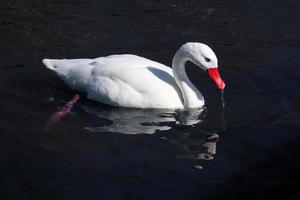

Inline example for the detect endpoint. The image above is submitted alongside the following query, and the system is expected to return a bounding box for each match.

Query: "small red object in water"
[46,94,80,129]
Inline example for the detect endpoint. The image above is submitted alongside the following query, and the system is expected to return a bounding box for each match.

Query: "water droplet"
[220,89,226,130]
[194,165,203,170]
[221,89,225,108]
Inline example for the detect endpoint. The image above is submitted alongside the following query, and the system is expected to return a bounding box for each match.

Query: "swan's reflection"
[164,132,219,160]
[82,106,206,134]
[81,105,219,162]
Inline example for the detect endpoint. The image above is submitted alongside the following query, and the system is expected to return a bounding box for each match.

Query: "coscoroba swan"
[43,42,225,109]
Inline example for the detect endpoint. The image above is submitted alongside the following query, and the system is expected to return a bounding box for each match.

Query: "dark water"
[1,0,300,199]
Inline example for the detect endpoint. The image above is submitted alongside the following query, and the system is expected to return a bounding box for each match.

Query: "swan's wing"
[43,58,93,75]
[86,75,147,107]
[43,58,95,92]
[87,55,183,108]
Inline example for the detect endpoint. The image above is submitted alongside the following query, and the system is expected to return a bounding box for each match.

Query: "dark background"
[0,0,300,199]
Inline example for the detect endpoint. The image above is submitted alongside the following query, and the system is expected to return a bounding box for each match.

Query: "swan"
[42,42,225,109]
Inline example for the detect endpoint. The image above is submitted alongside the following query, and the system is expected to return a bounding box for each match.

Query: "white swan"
[43,42,225,109]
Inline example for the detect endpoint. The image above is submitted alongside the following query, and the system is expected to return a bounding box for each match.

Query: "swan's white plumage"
[43,54,184,108]
[43,42,222,109]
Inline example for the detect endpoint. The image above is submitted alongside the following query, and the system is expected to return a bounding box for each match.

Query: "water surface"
[0,0,299,199]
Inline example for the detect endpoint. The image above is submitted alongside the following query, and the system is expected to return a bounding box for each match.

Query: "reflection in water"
[221,89,226,107]
[82,104,219,162]
[46,94,80,129]
[46,94,224,163]
[164,132,219,161]
[83,106,206,134]
[220,89,226,130]
[175,108,205,126]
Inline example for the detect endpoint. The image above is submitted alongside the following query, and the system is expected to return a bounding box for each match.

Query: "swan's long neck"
[172,50,204,108]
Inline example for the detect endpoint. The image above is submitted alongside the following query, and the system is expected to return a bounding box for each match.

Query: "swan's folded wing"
[86,76,147,107]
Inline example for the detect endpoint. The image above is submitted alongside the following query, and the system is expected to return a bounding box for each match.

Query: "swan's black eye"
[205,57,211,62]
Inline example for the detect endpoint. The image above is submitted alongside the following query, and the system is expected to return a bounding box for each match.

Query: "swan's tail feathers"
[42,59,68,76]
[42,59,55,70]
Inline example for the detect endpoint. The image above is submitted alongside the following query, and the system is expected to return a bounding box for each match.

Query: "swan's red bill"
[208,68,225,90]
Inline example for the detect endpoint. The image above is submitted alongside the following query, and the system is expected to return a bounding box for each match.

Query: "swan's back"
[43,54,184,108]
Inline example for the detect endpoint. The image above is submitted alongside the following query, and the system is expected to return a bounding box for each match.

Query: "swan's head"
[179,42,225,90]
